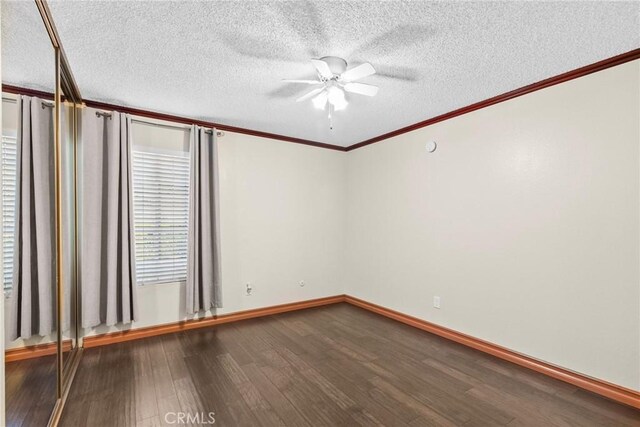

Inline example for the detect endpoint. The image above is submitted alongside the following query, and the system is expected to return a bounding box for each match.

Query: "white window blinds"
[132,148,190,285]
[1,135,17,292]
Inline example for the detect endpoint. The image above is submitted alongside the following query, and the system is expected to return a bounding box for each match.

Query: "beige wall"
[345,60,640,390]
[87,128,347,337]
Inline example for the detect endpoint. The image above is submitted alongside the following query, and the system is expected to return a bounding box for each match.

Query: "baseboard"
[343,295,640,410]
[83,295,347,348]
[5,339,73,363]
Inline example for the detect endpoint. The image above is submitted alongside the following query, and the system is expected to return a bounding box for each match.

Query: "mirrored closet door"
[60,92,80,391]
[2,1,82,425]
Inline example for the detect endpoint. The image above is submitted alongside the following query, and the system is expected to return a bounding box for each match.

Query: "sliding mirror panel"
[60,89,78,380]
[2,0,83,423]
[1,1,59,425]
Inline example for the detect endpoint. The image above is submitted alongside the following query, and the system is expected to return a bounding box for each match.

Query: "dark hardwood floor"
[59,303,640,426]
[5,354,57,427]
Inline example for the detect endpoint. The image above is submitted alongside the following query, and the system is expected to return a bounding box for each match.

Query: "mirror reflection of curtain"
[8,96,56,339]
[6,96,73,340]
[61,102,74,337]
[80,108,138,327]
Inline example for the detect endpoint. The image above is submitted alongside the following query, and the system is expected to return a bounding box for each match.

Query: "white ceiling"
[2,1,639,147]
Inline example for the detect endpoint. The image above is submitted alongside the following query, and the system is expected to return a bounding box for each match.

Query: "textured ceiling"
[2,1,639,147]
[1,1,56,92]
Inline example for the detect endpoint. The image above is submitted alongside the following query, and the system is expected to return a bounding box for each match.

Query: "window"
[132,144,190,285]
[1,135,17,292]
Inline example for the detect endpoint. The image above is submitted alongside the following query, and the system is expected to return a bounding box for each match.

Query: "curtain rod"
[131,118,225,137]
[2,96,54,108]
[96,111,224,137]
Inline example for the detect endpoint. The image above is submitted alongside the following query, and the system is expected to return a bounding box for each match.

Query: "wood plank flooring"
[59,303,640,426]
[5,354,57,427]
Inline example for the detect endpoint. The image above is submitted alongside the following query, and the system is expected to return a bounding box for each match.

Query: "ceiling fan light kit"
[284,56,379,129]
[312,91,329,110]
[326,85,347,111]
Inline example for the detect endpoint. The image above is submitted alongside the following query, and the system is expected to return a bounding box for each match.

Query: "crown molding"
[4,49,639,152]
[1,85,346,152]
[346,48,640,151]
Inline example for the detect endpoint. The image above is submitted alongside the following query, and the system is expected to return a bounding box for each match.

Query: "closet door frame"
[33,0,83,425]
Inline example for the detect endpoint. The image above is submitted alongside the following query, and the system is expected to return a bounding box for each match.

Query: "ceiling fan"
[283,56,379,129]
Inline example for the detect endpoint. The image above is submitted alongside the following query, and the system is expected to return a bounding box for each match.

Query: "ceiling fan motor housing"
[320,56,348,77]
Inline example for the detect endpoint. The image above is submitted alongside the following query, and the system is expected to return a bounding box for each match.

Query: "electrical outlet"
[299,280,305,287]
[433,296,441,309]
[246,283,253,296]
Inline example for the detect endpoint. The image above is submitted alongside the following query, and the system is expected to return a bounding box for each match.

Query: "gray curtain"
[9,96,56,340]
[186,126,222,314]
[80,108,138,327]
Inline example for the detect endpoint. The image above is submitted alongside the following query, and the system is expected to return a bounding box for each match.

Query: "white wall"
[345,60,640,390]
[87,128,347,337]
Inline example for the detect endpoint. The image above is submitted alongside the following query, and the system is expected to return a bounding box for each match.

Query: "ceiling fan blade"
[310,59,333,79]
[343,82,379,97]
[296,87,325,102]
[282,79,322,84]
[340,63,376,82]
